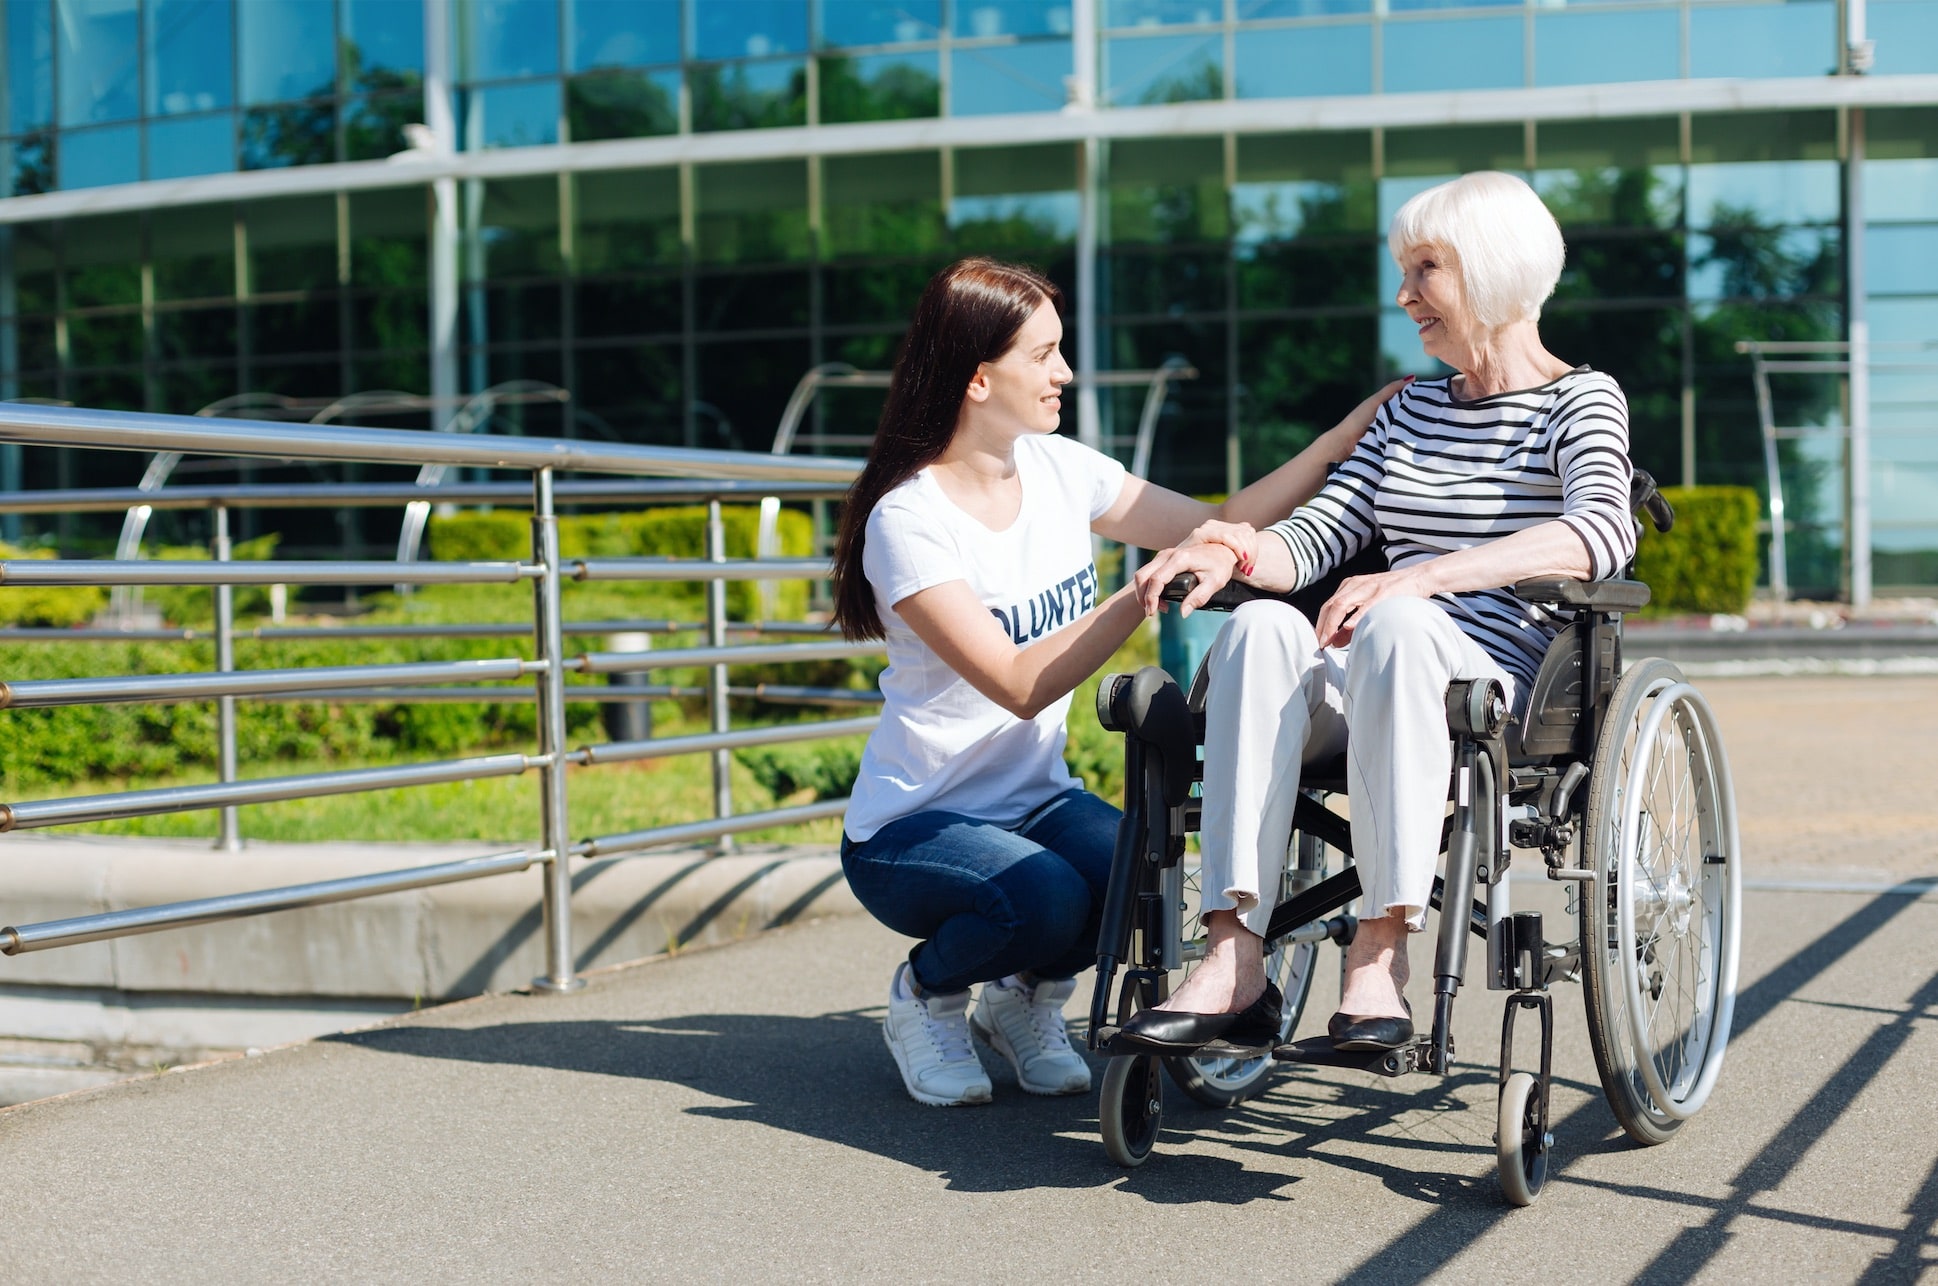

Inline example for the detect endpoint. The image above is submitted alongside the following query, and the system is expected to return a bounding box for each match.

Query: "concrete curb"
[0,834,863,1098]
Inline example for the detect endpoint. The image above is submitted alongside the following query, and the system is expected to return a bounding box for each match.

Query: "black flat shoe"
[1328,999,1411,1043]
[1330,1013,1414,1052]
[1114,982,1283,1055]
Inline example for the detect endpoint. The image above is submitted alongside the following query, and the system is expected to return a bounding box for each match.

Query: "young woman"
[832,257,1402,1107]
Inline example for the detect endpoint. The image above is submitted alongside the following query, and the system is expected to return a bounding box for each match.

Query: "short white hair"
[1387,172,1565,330]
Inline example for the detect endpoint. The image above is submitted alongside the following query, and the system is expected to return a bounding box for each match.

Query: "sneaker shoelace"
[922,1006,975,1064]
[1026,993,1073,1053]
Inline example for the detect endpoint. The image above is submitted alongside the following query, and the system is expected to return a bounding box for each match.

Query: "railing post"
[707,497,734,855]
[529,467,584,993]
[213,504,241,852]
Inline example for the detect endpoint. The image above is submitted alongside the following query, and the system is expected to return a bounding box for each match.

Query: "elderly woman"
[1117,170,1637,1054]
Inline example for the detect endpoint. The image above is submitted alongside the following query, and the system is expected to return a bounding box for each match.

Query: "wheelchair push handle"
[1631,468,1674,534]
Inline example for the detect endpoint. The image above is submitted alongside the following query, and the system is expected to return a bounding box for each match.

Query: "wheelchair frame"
[1085,479,1742,1203]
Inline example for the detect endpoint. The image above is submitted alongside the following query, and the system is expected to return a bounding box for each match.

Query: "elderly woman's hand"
[1314,564,1438,647]
[1134,537,1240,618]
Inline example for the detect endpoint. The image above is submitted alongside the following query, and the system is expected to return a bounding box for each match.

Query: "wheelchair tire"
[1579,657,1743,1146]
[1099,1054,1166,1168]
[1496,1072,1549,1207]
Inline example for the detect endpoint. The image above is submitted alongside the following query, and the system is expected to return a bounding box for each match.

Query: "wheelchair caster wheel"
[1100,1054,1165,1168]
[1497,1071,1550,1206]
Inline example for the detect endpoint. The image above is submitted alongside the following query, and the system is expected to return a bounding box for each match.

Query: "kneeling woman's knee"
[986,853,1092,955]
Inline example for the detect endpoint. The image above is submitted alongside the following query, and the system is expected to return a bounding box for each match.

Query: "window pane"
[1688,160,1840,227]
[1871,0,1938,74]
[1384,123,1523,176]
[147,112,235,179]
[467,177,561,281]
[1107,136,1227,243]
[694,337,811,451]
[819,0,943,47]
[1535,118,1682,229]
[1234,133,1377,308]
[575,168,681,273]
[1534,8,1678,87]
[1383,17,1523,92]
[1104,32,1223,105]
[819,50,940,122]
[1689,2,1835,79]
[238,0,337,104]
[151,204,234,300]
[1105,1,1223,26]
[570,0,679,69]
[462,0,561,81]
[1691,109,1837,164]
[574,343,682,442]
[6,134,55,197]
[695,160,810,264]
[1867,225,1938,296]
[954,3,1073,37]
[349,187,429,291]
[1869,108,1938,162]
[5,0,55,133]
[64,213,143,308]
[1234,23,1372,98]
[951,143,1080,252]
[1865,158,1938,222]
[146,0,233,114]
[567,70,679,141]
[241,101,337,168]
[691,58,807,132]
[58,0,140,125]
[4,223,58,316]
[695,0,808,58]
[249,195,339,294]
[1237,316,1377,482]
[949,39,1072,115]
[344,0,426,85]
[1237,0,1371,15]
[59,122,139,188]
[823,151,943,258]
[343,92,420,160]
[460,80,562,148]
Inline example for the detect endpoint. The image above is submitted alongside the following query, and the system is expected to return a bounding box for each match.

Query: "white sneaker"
[883,963,993,1107]
[971,975,1092,1096]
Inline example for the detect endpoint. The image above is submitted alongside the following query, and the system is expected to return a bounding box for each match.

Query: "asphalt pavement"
[0,675,1932,1283]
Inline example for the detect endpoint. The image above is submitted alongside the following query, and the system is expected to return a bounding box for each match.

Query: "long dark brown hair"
[831,257,1063,641]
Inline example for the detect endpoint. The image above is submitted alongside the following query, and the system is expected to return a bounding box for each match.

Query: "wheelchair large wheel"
[1579,657,1743,1145]
[1100,1054,1167,1167]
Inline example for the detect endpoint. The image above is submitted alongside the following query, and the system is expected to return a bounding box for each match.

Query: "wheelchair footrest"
[1094,1025,1274,1059]
[1272,1036,1430,1078]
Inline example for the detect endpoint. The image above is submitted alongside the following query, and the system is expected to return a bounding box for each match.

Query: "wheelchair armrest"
[1161,573,1300,614]
[1513,577,1651,613]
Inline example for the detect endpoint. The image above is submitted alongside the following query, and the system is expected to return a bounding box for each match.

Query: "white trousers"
[1197,596,1517,937]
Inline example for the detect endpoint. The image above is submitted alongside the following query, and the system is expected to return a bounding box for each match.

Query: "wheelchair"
[1086,472,1743,1205]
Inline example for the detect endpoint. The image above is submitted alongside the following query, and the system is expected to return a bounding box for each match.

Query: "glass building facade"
[1,0,1935,591]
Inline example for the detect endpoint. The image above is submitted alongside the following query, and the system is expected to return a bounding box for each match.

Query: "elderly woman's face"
[1394,244,1475,366]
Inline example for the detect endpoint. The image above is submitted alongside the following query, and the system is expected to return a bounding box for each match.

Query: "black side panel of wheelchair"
[1512,619,1619,759]
[1110,666,1197,808]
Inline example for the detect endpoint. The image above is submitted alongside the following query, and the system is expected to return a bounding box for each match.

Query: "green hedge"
[428,505,815,619]
[0,542,107,627]
[0,635,604,790]
[1632,486,1760,616]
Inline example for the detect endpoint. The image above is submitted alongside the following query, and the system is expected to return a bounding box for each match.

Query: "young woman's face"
[1394,243,1477,367]
[973,298,1072,434]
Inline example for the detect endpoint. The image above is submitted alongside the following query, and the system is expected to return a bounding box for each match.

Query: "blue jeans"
[840,789,1121,995]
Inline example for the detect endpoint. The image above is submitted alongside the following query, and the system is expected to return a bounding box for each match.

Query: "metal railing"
[0,401,877,993]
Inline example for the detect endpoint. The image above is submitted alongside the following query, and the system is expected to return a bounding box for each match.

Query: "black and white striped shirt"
[1265,366,1636,690]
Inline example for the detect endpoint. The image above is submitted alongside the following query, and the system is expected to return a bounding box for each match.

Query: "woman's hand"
[1134,538,1240,618]
[1314,564,1437,647]
[1189,518,1258,576]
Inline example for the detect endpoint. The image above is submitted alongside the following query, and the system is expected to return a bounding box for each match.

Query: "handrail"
[0,402,861,482]
[0,403,882,995]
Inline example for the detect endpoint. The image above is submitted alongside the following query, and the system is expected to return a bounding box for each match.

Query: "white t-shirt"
[844,431,1128,842]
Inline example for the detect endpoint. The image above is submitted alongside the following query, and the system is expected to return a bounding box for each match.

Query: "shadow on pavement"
[324,1006,1577,1206]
